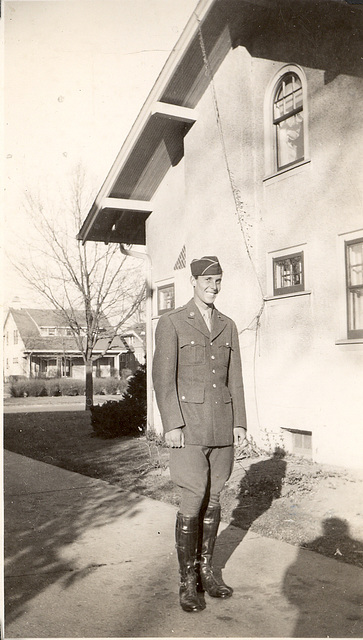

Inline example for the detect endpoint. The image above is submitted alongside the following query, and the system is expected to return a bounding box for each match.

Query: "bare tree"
[10,165,146,409]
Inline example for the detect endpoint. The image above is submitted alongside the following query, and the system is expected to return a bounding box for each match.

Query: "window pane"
[273,72,304,170]
[347,243,363,286]
[273,253,304,295]
[347,240,363,336]
[274,74,302,119]
[348,289,363,332]
[158,284,175,314]
[277,114,304,169]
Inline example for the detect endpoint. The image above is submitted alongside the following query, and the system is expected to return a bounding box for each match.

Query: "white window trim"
[336,228,363,345]
[264,64,310,180]
[154,278,175,318]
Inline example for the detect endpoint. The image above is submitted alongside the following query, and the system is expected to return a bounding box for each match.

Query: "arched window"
[264,65,308,177]
[273,73,304,170]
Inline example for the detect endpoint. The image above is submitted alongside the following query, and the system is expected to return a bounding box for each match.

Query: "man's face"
[191,274,222,306]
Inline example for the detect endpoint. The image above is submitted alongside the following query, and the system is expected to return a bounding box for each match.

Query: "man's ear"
[190,275,196,287]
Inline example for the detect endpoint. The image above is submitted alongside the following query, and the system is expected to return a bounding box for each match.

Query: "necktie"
[203,308,212,332]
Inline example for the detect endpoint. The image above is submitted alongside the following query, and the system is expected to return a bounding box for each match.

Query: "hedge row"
[10,374,131,398]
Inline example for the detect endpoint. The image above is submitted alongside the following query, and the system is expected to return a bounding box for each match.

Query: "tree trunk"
[85,359,93,411]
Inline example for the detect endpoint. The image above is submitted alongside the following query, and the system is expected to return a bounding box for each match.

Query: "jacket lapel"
[184,299,210,338]
[184,300,227,341]
[211,308,227,342]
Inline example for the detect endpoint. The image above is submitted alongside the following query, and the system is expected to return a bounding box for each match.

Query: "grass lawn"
[4,410,177,503]
[4,407,363,568]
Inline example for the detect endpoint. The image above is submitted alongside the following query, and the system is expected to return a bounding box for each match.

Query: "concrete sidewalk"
[4,451,363,638]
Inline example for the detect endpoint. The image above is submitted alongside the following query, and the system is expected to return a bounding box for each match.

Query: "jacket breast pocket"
[179,338,206,365]
[218,342,232,367]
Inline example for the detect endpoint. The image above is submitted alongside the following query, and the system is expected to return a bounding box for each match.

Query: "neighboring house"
[78,0,363,468]
[3,306,145,380]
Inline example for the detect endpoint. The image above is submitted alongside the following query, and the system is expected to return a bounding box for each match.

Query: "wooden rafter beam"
[150,101,197,123]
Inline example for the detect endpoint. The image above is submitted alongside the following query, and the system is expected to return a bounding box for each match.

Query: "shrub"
[10,377,85,397]
[46,379,62,397]
[91,364,146,438]
[9,375,130,399]
[93,376,128,396]
[56,378,85,396]
[10,378,47,397]
[10,379,28,397]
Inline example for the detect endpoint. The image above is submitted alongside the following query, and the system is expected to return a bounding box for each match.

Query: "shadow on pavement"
[283,517,363,637]
[5,475,143,626]
[213,448,287,580]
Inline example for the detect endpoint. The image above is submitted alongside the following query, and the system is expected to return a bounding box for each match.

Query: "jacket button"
[212,384,216,388]
[191,341,195,345]
[181,395,185,400]
[212,369,215,374]
[211,355,215,360]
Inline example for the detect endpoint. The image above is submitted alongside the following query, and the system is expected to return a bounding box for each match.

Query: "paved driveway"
[4,451,363,638]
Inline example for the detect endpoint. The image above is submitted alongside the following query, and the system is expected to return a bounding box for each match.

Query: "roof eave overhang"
[77,0,215,245]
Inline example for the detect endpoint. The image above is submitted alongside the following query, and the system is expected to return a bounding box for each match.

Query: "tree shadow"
[213,447,287,580]
[4,462,145,627]
[282,517,363,637]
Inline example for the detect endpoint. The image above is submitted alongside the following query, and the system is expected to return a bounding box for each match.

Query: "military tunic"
[152,298,247,447]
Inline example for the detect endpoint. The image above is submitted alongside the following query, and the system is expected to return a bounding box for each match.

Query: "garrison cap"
[190,256,222,276]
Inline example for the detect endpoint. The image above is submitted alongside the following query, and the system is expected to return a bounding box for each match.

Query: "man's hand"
[233,427,247,447]
[165,427,185,448]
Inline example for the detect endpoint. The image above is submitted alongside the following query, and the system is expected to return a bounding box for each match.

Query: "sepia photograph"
[2,0,363,637]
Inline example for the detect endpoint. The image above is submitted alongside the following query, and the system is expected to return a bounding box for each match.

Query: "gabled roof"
[77,0,362,246]
[7,308,39,340]
[5,307,119,354]
[7,307,110,333]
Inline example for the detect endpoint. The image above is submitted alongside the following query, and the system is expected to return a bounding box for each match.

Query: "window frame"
[345,237,363,340]
[157,283,175,315]
[273,251,305,296]
[273,72,304,171]
[264,65,309,179]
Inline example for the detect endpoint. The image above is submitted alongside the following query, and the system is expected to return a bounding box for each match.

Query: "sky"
[3,0,199,308]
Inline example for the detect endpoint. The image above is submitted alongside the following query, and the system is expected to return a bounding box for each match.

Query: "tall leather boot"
[175,513,205,612]
[199,505,233,598]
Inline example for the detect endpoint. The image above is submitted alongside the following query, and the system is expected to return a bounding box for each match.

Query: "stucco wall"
[250,58,363,468]
[146,42,363,468]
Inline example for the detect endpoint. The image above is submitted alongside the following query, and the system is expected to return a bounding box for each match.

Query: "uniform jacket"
[152,298,247,446]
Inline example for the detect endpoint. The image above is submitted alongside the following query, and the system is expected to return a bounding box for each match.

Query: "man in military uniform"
[152,256,247,612]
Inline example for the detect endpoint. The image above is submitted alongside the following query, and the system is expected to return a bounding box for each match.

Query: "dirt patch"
[220,451,363,569]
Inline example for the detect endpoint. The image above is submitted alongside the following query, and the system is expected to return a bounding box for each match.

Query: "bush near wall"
[10,375,130,398]
[91,364,146,438]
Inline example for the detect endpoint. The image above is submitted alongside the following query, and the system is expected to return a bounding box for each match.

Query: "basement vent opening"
[281,427,312,458]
